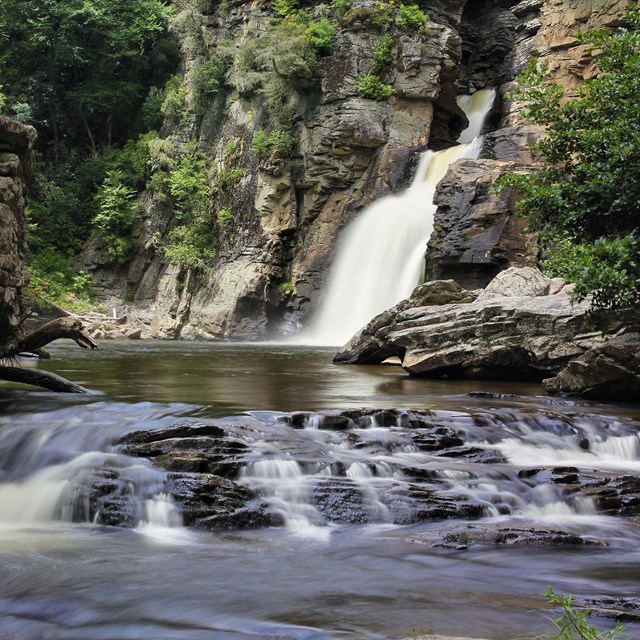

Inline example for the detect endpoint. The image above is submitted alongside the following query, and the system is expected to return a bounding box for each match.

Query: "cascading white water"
[302,88,496,346]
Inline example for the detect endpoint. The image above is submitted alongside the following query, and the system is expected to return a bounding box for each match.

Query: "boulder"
[334,267,639,391]
[544,332,640,402]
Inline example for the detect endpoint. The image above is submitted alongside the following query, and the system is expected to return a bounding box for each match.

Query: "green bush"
[373,33,395,71]
[161,74,187,123]
[216,207,233,227]
[396,3,428,31]
[304,18,336,52]
[189,54,225,114]
[168,147,211,218]
[272,0,298,18]
[356,72,394,100]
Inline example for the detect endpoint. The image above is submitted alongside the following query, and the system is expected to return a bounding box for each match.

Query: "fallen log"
[0,365,92,394]
[0,317,98,393]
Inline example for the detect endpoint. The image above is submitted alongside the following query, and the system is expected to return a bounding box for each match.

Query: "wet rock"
[63,466,141,528]
[121,422,247,478]
[581,597,640,623]
[382,484,486,525]
[313,478,371,524]
[166,472,281,529]
[409,523,603,549]
[121,421,226,445]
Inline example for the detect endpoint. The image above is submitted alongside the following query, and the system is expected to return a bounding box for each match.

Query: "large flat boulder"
[334,268,639,396]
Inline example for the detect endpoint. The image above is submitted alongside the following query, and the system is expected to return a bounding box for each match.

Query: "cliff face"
[0,116,36,352]
[80,0,631,340]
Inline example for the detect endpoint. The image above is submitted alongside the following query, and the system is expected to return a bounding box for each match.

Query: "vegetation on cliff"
[498,8,640,314]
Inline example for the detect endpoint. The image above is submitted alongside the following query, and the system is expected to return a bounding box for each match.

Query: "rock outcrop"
[334,267,640,399]
[76,0,632,340]
[0,116,36,353]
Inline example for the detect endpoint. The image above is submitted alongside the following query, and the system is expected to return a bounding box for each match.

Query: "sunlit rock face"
[0,116,35,352]
[78,0,631,340]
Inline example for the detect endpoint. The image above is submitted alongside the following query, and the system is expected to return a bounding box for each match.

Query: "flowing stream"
[305,89,496,346]
[1,341,640,640]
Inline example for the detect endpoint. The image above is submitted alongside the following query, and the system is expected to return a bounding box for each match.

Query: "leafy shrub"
[189,54,225,114]
[164,224,217,272]
[168,147,211,218]
[161,75,187,123]
[272,0,298,18]
[142,86,165,130]
[373,33,395,71]
[304,18,336,52]
[93,170,139,262]
[216,207,233,227]
[251,129,295,160]
[216,167,248,190]
[330,0,352,18]
[356,72,394,100]
[396,3,428,31]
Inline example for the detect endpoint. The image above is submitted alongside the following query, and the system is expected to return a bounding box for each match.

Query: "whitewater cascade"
[303,88,496,346]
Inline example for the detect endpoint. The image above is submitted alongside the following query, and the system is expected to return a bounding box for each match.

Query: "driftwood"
[0,317,98,393]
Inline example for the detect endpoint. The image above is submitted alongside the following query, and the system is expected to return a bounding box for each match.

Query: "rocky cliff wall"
[0,116,36,353]
[80,0,632,340]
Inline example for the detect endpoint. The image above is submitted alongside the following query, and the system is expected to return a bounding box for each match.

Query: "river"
[1,341,639,640]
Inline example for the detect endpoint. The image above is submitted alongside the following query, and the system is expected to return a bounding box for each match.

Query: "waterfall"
[302,88,496,346]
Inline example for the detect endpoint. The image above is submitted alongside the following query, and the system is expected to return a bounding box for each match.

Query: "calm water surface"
[1,341,639,640]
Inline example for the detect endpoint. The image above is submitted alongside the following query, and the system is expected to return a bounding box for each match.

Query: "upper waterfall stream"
[303,89,496,346]
[1,342,640,640]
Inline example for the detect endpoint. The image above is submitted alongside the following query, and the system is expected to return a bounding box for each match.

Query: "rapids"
[1,341,639,639]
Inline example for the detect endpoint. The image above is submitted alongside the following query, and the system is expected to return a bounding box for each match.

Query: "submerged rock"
[409,523,604,549]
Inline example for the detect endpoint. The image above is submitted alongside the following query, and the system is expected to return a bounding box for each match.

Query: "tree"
[0,0,173,160]
[498,8,640,312]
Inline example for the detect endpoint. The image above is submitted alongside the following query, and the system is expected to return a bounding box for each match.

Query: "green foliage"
[304,17,336,52]
[161,75,188,124]
[216,207,233,227]
[543,235,639,312]
[167,147,211,219]
[252,129,296,161]
[356,72,394,100]
[164,224,217,272]
[330,0,352,18]
[495,9,640,312]
[189,55,225,115]
[93,170,139,262]
[0,0,174,156]
[396,3,428,31]
[279,281,294,294]
[142,86,165,130]
[26,249,102,313]
[216,167,248,190]
[373,33,395,71]
[153,141,217,273]
[272,0,299,18]
[539,588,627,640]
